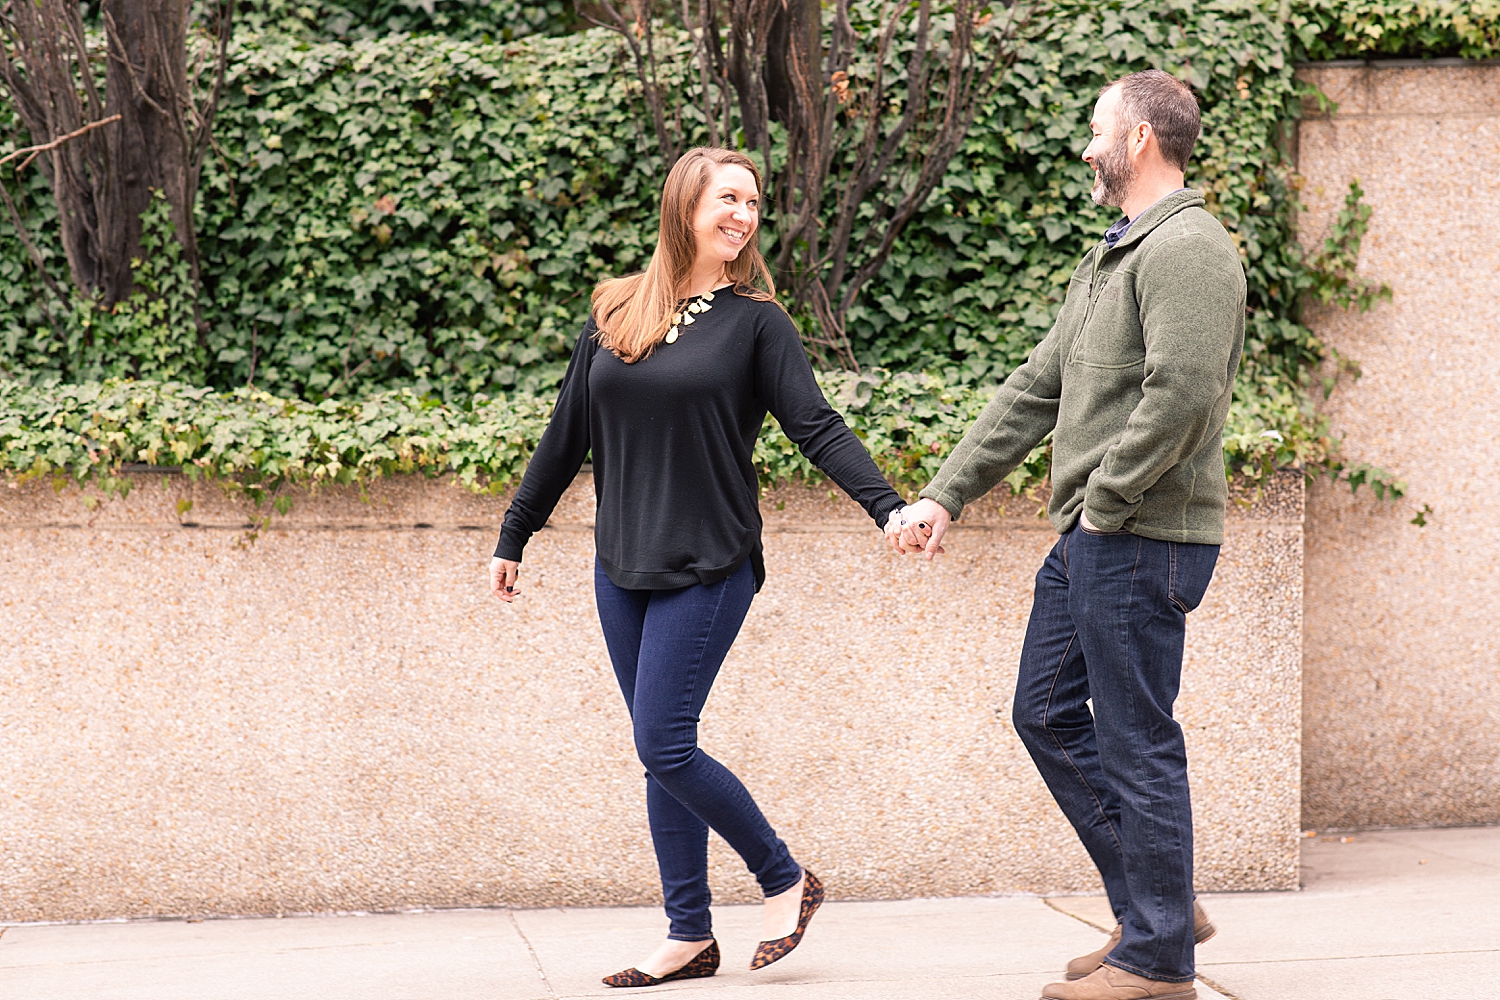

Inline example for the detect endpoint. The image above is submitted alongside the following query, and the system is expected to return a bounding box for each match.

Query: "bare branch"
[188,0,235,178]
[835,1,1030,318]
[681,0,718,146]
[0,0,229,311]
[792,0,1035,364]
[580,0,680,166]
[64,7,106,120]
[0,114,123,171]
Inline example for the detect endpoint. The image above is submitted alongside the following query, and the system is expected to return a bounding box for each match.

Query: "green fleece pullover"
[920,189,1246,545]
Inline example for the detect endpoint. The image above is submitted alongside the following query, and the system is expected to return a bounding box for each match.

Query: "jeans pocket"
[1168,542,1220,613]
[1079,524,1131,537]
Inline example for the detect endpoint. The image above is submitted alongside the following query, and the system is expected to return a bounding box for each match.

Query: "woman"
[489,147,905,985]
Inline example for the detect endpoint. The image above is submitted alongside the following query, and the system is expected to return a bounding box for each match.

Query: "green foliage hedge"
[0,372,1019,501]
[2,1,1494,500]
[0,361,1355,502]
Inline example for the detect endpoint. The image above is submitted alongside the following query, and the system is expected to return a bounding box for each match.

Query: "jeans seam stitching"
[1125,536,1180,980]
[1168,542,1190,613]
[1125,535,1154,897]
[674,575,735,760]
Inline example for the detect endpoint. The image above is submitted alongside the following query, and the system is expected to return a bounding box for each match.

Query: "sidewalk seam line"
[1193,971,1242,1000]
[508,909,558,999]
[1042,897,1112,933]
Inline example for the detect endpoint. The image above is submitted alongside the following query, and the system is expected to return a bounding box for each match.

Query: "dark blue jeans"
[594,558,802,941]
[1012,526,1219,983]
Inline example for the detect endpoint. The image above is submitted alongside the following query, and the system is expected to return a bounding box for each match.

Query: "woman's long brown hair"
[592,147,777,364]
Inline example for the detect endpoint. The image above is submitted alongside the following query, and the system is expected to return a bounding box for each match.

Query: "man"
[892,70,1245,1000]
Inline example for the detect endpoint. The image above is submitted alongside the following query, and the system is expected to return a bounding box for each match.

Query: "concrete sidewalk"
[2,825,1495,999]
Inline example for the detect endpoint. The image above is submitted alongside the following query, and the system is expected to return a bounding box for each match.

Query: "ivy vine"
[2,0,1494,506]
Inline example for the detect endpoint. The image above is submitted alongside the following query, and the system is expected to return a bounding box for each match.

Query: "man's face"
[1083,86,1136,208]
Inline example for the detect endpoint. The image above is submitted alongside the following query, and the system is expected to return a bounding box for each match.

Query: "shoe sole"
[603,941,720,988]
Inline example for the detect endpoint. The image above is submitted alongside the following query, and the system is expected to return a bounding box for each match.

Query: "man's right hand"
[891,498,951,560]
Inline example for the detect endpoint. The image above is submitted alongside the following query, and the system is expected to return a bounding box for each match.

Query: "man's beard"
[1090,133,1136,207]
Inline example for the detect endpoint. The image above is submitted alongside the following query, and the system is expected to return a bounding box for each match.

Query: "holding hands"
[885,498,951,560]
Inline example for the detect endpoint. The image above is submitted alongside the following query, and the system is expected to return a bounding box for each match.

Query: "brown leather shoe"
[602,939,719,987]
[1065,923,1122,980]
[1064,901,1216,980]
[1042,963,1196,999]
[1192,899,1217,946]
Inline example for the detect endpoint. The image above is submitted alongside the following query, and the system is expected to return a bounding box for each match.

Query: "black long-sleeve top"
[494,289,904,591]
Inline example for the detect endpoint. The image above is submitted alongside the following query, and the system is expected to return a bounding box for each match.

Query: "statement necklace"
[664,289,715,344]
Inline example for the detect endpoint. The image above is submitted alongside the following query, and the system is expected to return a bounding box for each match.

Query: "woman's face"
[691,163,759,268]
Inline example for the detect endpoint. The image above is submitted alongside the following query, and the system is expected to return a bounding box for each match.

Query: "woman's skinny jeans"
[594,557,802,941]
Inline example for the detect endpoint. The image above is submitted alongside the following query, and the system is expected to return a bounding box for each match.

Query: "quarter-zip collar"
[1102,188,1205,255]
[1085,188,1207,296]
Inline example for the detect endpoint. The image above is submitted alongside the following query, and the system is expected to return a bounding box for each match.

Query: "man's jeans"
[1012,525,1219,983]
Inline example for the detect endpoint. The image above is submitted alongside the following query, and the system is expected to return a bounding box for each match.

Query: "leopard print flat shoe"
[602,939,719,988]
[749,869,824,971]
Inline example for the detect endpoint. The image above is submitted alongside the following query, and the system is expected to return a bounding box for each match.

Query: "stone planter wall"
[0,471,1301,921]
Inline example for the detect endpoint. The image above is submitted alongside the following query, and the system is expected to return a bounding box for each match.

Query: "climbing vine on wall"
[2,0,1493,500]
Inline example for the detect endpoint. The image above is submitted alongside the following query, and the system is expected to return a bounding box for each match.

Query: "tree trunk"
[764,0,816,125]
[0,0,109,297]
[0,0,229,309]
[100,0,201,306]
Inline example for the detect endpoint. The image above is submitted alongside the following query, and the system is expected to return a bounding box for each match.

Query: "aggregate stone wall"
[1296,62,1500,829]
[0,472,1301,920]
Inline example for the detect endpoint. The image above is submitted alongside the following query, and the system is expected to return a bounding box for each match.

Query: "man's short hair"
[1103,70,1201,170]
